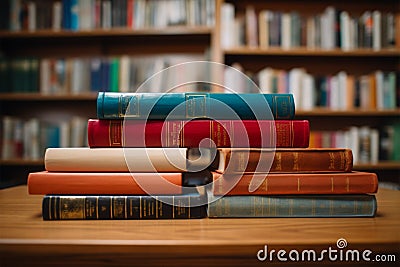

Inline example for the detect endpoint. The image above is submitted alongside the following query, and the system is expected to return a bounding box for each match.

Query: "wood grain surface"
[0,186,399,266]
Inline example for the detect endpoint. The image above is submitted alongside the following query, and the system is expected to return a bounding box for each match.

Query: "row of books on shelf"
[1,116,87,160]
[1,0,215,32]
[310,125,400,163]
[0,54,205,94]
[226,64,399,110]
[221,4,397,50]
[1,56,399,112]
[26,92,378,220]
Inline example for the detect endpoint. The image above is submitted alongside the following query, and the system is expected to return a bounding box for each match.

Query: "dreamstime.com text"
[257,238,397,263]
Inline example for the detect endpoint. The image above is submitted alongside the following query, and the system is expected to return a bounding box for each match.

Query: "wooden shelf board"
[0,27,213,39]
[224,47,400,57]
[353,161,400,170]
[0,93,98,101]
[0,159,44,166]
[296,108,400,117]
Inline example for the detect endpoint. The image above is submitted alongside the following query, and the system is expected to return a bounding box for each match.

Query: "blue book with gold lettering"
[208,195,377,218]
[97,92,295,120]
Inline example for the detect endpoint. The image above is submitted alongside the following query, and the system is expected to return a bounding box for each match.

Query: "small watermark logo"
[257,238,397,263]
[336,238,347,249]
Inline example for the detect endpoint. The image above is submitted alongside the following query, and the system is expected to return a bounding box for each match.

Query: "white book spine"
[346,126,359,164]
[79,0,91,30]
[301,73,315,111]
[281,13,291,50]
[372,11,381,51]
[28,2,36,31]
[29,119,41,160]
[359,75,371,109]
[52,2,62,31]
[340,11,350,51]
[245,6,258,47]
[257,67,273,94]
[370,129,379,164]
[337,71,347,110]
[221,3,235,49]
[59,121,71,148]
[40,59,50,95]
[288,68,304,110]
[375,71,384,110]
[329,75,339,110]
[258,10,269,49]
[102,1,111,29]
[119,55,131,93]
[71,117,86,147]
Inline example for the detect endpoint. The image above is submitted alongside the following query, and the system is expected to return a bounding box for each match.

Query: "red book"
[88,119,310,148]
[127,0,134,28]
[28,171,182,195]
[213,171,378,196]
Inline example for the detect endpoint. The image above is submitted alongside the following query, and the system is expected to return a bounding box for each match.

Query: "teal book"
[43,194,207,220]
[109,58,119,92]
[97,92,295,120]
[208,195,377,218]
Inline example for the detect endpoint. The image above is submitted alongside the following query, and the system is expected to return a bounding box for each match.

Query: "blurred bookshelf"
[1,0,399,186]
[217,0,400,184]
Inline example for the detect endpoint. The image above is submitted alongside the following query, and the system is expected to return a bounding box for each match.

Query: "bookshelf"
[217,0,400,183]
[1,0,400,186]
[0,0,216,187]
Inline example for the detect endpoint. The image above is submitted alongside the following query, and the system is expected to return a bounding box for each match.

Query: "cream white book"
[45,147,214,172]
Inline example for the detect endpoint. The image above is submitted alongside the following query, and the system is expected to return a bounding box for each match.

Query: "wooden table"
[0,186,399,266]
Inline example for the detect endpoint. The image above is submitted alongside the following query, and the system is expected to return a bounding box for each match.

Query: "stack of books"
[208,148,378,218]
[27,91,295,220]
[27,91,378,220]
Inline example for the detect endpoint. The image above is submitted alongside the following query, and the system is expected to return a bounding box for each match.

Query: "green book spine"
[97,92,295,120]
[392,123,400,161]
[110,58,119,92]
[42,195,207,220]
[208,195,377,218]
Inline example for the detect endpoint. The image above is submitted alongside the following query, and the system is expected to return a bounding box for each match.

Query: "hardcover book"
[42,194,207,220]
[96,92,295,120]
[44,147,213,172]
[28,171,212,195]
[212,171,378,195]
[212,148,353,173]
[88,119,310,148]
[208,194,377,217]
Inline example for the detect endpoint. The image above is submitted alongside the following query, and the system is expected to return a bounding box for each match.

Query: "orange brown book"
[28,171,192,195]
[212,171,378,195]
[212,148,353,173]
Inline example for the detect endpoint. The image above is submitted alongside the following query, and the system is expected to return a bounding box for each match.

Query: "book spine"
[212,172,378,195]
[88,119,309,148]
[42,195,207,220]
[96,92,295,120]
[44,147,189,172]
[221,148,353,173]
[208,195,377,217]
[28,172,183,195]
